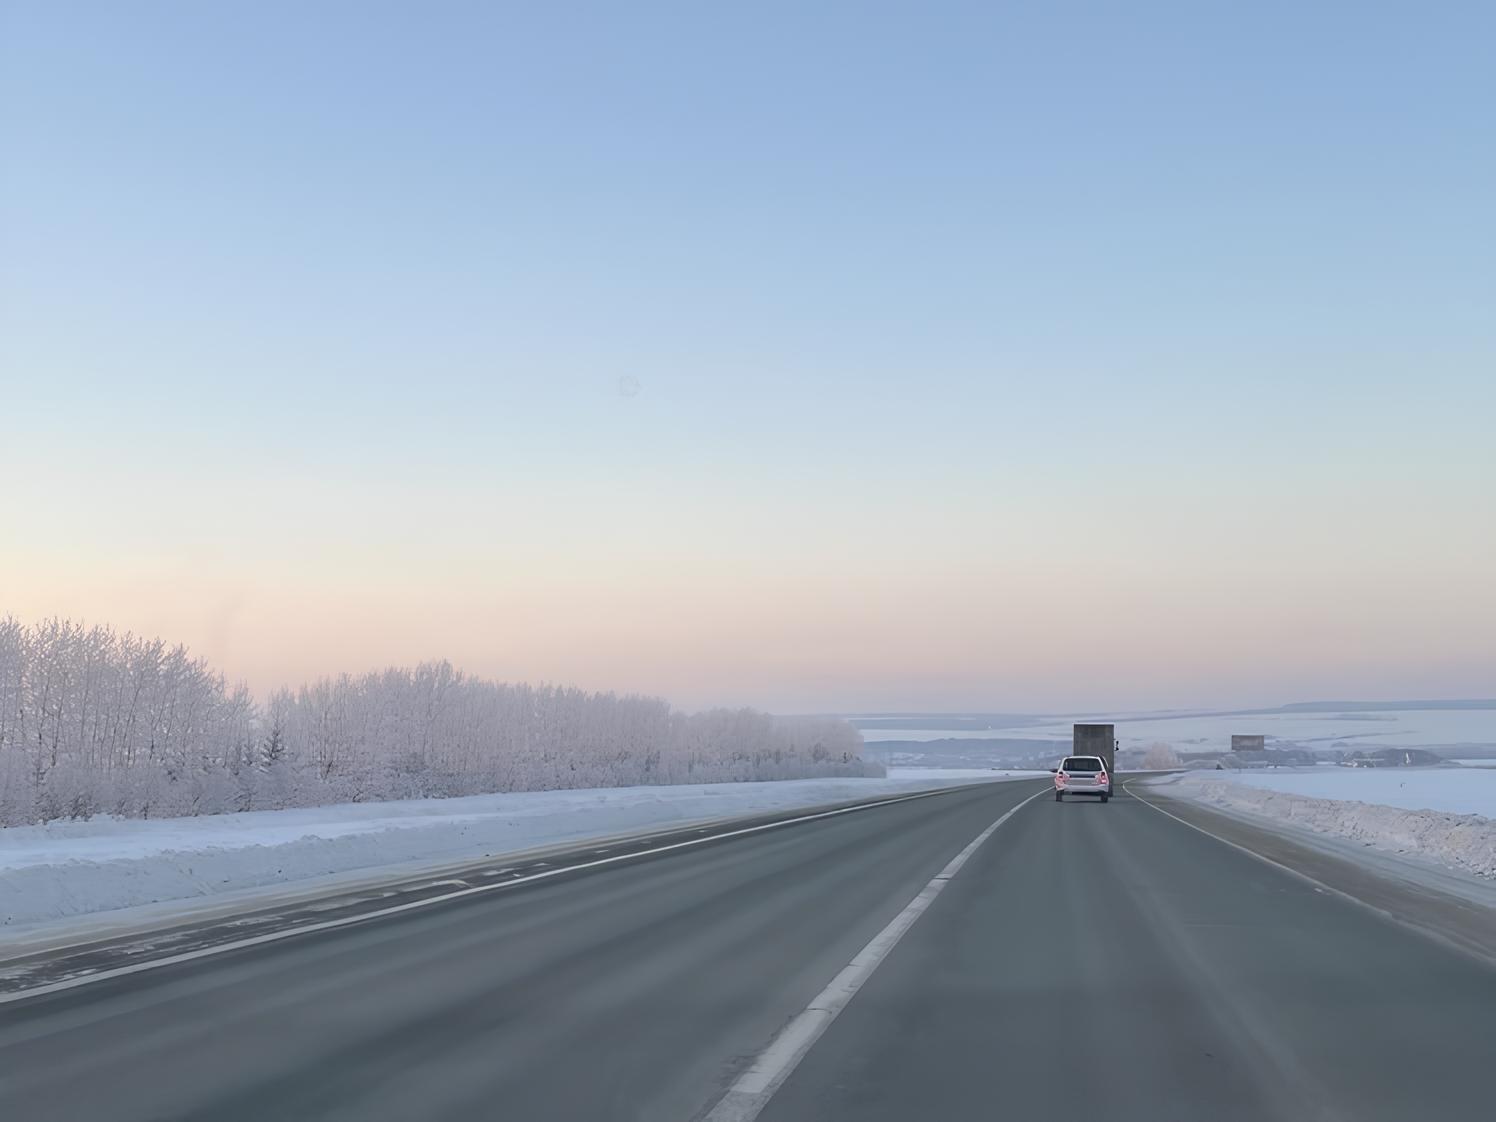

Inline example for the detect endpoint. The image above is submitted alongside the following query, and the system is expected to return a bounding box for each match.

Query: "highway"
[1,779,1493,1121]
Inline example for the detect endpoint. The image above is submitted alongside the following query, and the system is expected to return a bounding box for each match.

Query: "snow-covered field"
[1150,768,1496,879]
[858,708,1496,752]
[855,712,1496,765]
[1210,767,1496,818]
[0,772,1025,933]
[859,728,1037,743]
[883,768,1048,781]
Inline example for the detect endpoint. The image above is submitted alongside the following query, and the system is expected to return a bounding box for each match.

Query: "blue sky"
[2,1,1493,710]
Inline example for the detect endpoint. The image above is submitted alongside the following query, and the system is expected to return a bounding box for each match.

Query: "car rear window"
[1061,757,1103,772]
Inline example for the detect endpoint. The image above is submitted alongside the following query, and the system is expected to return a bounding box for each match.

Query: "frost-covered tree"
[0,617,880,825]
[1142,742,1182,769]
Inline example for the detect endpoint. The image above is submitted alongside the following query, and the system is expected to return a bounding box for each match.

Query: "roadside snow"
[1217,767,1496,818]
[0,773,1025,931]
[885,768,1048,781]
[1150,770,1496,879]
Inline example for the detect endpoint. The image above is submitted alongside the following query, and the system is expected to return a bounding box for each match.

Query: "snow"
[858,708,1496,751]
[860,728,1034,743]
[1150,769,1496,879]
[1216,767,1496,818]
[884,768,1049,781]
[0,773,1029,932]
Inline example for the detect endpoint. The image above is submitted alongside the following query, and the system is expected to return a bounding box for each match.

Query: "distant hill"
[1275,700,1496,713]
[839,700,1496,725]
[846,714,1039,730]
[859,737,1058,755]
[858,738,1062,769]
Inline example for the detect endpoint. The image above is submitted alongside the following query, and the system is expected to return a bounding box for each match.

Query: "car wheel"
[1055,791,1063,802]
[1101,792,1110,803]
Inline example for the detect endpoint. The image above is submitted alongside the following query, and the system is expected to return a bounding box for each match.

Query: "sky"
[2,1,1493,713]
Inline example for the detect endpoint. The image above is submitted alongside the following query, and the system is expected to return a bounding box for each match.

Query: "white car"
[1054,755,1111,802]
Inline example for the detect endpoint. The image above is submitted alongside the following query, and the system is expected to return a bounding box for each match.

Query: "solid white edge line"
[1125,777,1397,902]
[702,788,1045,1122]
[0,786,989,1006]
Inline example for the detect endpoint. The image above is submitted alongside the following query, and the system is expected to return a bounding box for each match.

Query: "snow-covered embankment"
[0,770,1040,932]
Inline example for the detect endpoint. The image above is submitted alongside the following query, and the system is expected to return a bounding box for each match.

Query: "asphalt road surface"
[1,779,1493,1121]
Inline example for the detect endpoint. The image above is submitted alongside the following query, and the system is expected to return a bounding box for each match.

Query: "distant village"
[1201,734,1445,770]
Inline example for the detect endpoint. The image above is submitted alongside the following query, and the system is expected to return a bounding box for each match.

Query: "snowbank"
[0,773,1024,930]
[1213,766,1496,817]
[1151,770,1496,879]
[884,768,1048,781]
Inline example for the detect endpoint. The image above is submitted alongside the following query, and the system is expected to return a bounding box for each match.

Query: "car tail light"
[1055,771,1067,785]
[1097,772,1108,787]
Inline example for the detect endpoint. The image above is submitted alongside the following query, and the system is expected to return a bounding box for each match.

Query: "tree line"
[0,617,879,826]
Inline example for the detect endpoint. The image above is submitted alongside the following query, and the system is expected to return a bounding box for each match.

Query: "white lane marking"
[1125,778,1380,899]
[0,788,982,1006]
[703,789,1045,1122]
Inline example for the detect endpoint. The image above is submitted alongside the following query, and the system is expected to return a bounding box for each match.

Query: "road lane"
[755,783,1496,1122]
[0,780,1041,1122]
[3,775,1494,1122]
